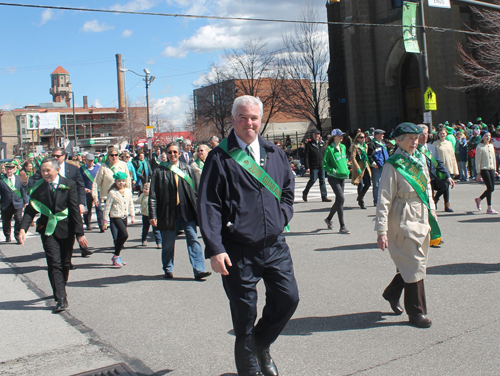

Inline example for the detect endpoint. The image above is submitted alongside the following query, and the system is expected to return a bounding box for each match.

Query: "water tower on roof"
[50,66,72,107]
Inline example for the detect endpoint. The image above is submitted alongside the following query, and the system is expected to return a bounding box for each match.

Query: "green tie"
[246,145,255,161]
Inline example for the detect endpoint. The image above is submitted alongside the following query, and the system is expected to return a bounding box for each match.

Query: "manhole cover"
[70,362,137,376]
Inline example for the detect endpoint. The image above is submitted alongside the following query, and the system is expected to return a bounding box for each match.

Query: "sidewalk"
[0,258,118,376]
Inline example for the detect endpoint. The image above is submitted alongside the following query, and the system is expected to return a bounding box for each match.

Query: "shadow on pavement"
[2,252,46,264]
[295,206,355,214]
[0,265,45,275]
[281,311,403,335]
[68,274,196,288]
[315,243,379,252]
[458,216,500,223]
[428,262,500,275]
[0,297,52,311]
[285,229,326,236]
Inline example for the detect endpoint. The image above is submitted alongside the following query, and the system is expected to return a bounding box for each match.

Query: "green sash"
[160,162,195,190]
[1,175,23,199]
[417,144,447,180]
[195,158,204,170]
[28,178,45,196]
[218,139,290,232]
[106,161,118,174]
[386,152,441,244]
[373,139,387,150]
[30,199,68,236]
[81,165,95,183]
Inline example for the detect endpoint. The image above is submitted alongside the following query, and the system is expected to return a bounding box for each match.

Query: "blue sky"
[0,0,327,128]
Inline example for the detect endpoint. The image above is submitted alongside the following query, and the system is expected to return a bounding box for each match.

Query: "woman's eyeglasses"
[109,154,118,157]
[167,151,179,155]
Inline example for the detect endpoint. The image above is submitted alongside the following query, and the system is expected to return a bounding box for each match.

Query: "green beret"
[27,153,34,158]
[393,122,422,137]
[113,171,128,181]
[477,117,482,121]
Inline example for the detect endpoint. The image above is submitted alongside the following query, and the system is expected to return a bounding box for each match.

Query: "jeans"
[371,166,383,205]
[141,215,162,244]
[458,161,468,181]
[303,168,327,198]
[161,219,206,276]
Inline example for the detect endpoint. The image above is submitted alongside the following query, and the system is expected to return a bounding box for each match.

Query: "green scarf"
[386,152,441,246]
[357,143,369,167]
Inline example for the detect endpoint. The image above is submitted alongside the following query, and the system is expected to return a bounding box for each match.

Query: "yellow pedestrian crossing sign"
[425,87,437,111]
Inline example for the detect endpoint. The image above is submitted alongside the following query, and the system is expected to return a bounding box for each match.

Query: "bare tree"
[279,4,330,132]
[455,3,500,91]
[114,99,147,146]
[223,40,288,134]
[193,63,234,139]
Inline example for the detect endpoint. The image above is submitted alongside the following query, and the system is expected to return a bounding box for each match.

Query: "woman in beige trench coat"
[375,123,437,328]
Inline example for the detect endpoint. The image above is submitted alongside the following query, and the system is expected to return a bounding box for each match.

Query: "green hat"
[477,117,482,121]
[444,121,449,125]
[27,153,34,159]
[393,122,422,138]
[113,171,128,181]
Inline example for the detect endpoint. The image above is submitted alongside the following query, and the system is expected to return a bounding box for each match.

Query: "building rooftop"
[50,66,69,75]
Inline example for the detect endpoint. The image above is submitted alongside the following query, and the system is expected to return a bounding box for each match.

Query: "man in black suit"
[0,162,28,243]
[19,157,88,313]
[179,139,193,165]
[21,147,91,257]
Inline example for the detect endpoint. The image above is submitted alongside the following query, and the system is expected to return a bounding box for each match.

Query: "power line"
[0,2,497,37]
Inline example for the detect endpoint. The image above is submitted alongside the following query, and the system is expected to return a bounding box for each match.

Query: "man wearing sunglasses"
[149,142,210,281]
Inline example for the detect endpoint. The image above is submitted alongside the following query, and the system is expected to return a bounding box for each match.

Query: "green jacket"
[323,143,350,179]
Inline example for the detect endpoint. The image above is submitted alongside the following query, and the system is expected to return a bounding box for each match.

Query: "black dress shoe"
[409,314,432,328]
[302,192,307,202]
[81,249,93,257]
[5,237,11,242]
[53,298,68,313]
[195,271,212,280]
[164,272,174,279]
[69,264,77,270]
[385,298,404,315]
[256,349,279,376]
[322,197,332,202]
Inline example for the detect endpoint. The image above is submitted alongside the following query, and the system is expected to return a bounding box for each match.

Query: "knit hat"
[393,123,422,137]
[113,171,128,181]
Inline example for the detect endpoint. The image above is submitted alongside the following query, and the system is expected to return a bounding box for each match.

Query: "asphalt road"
[0,176,499,376]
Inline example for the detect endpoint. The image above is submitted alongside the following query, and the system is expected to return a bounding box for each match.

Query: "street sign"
[36,145,43,155]
[424,87,437,111]
[147,138,152,150]
[428,0,451,8]
[423,111,432,124]
[89,139,95,145]
[146,126,154,138]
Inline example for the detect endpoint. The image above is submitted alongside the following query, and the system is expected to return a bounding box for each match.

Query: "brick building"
[326,0,500,133]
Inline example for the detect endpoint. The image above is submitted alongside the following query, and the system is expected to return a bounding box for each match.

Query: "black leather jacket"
[149,161,199,231]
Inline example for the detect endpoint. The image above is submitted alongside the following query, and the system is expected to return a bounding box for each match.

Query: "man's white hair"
[232,95,264,119]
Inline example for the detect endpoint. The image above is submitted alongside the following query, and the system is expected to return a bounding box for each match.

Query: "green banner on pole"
[403,1,420,53]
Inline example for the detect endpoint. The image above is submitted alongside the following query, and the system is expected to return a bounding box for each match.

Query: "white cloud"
[122,29,133,38]
[147,59,156,65]
[1,101,16,110]
[5,66,17,74]
[152,94,190,127]
[159,1,327,58]
[93,99,103,108]
[82,20,114,33]
[39,9,53,25]
[110,0,157,12]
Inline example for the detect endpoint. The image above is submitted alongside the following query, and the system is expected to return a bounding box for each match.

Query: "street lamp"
[119,68,155,153]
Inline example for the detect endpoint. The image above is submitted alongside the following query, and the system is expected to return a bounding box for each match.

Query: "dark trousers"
[433,179,450,204]
[141,215,162,243]
[1,203,23,241]
[303,168,328,199]
[383,273,427,316]
[357,172,371,202]
[83,193,103,228]
[41,234,73,301]
[327,177,345,226]
[221,236,299,376]
[110,217,128,256]
[480,169,495,206]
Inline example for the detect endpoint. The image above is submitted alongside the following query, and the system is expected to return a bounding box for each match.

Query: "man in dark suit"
[21,147,91,257]
[19,157,88,313]
[179,139,193,165]
[418,124,455,198]
[0,162,28,243]
[198,96,298,376]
